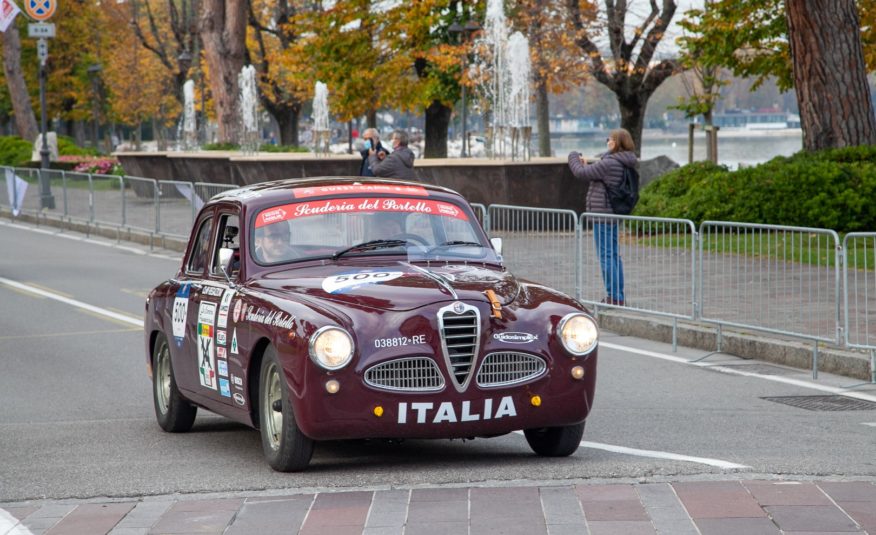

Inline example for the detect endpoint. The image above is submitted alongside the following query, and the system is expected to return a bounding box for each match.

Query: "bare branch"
[633,0,677,73]
[567,0,615,90]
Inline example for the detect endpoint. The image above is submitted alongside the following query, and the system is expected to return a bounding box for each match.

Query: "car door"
[195,210,244,406]
[172,213,214,395]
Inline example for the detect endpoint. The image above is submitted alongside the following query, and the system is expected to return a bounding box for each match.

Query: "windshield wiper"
[332,239,407,260]
[427,240,483,253]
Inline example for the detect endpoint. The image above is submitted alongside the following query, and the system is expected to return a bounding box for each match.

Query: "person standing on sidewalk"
[359,128,386,177]
[567,128,637,306]
[369,129,416,180]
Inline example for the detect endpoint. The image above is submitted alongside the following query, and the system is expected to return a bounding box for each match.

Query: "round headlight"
[558,313,599,355]
[309,326,354,370]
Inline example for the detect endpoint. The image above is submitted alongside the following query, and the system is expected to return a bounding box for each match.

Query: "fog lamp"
[530,395,542,407]
[571,366,585,380]
[325,379,340,394]
[373,405,384,417]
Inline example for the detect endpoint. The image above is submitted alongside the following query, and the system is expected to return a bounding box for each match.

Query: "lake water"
[550,130,804,169]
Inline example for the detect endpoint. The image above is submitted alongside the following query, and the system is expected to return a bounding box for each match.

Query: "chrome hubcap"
[264,363,283,451]
[156,344,171,413]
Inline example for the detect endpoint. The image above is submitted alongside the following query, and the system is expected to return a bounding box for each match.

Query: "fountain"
[179,80,198,151]
[312,81,331,156]
[474,0,532,160]
[238,65,260,154]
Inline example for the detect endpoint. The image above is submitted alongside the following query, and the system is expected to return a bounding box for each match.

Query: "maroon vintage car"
[144,178,599,471]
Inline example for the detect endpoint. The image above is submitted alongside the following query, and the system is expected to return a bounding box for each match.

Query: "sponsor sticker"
[172,284,190,346]
[198,302,217,326]
[216,330,227,346]
[322,271,403,294]
[217,358,228,377]
[291,184,429,198]
[231,374,244,388]
[231,328,239,355]
[245,306,294,329]
[233,392,246,406]
[493,332,539,344]
[232,299,243,323]
[202,286,224,297]
[198,328,216,389]
[219,378,231,397]
[217,346,227,361]
[255,198,468,227]
[218,290,235,328]
[397,396,517,424]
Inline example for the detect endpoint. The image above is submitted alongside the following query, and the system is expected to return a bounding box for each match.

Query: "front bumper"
[288,351,598,441]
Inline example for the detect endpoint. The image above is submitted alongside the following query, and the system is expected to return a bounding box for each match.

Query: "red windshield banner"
[290,184,429,198]
[256,197,469,227]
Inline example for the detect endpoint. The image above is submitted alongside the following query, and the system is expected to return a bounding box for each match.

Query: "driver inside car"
[255,221,297,263]
[369,213,405,240]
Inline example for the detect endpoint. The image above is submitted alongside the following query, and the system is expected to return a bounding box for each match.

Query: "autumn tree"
[129,0,200,106]
[248,0,311,146]
[679,0,876,151]
[0,25,38,142]
[200,0,247,143]
[567,0,679,154]
[514,0,590,156]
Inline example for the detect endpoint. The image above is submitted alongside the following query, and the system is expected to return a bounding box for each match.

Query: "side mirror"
[218,247,234,273]
[490,237,503,255]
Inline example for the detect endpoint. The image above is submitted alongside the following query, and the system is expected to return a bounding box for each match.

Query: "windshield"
[251,196,500,265]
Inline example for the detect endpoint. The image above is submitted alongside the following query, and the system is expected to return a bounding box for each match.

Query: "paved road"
[1,220,875,533]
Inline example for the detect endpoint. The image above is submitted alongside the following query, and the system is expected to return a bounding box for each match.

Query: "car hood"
[252,261,520,312]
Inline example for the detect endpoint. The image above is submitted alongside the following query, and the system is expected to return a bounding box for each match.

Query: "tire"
[524,422,585,457]
[152,333,197,432]
[259,346,314,472]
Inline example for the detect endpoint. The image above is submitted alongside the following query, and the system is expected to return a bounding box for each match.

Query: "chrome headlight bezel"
[308,326,355,370]
[557,313,599,356]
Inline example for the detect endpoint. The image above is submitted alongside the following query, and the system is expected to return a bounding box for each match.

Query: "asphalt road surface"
[1,220,875,504]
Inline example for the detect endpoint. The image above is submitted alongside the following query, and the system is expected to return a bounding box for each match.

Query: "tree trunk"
[618,94,647,156]
[367,109,377,129]
[199,0,247,144]
[785,0,876,150]
[424,100,450,159]
[276,107,300,147]
[535,79,551,157]
[0,26,39,143]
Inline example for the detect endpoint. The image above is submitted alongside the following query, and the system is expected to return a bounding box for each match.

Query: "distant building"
[712,110,801,130]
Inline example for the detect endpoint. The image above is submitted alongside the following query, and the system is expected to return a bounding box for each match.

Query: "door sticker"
[172,284,191,346]
[198,324,216,389]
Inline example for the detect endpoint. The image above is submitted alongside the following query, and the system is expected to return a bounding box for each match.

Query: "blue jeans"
[593,222,624,302]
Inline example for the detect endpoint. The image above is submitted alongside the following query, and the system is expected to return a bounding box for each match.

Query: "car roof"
[208,177,465,211]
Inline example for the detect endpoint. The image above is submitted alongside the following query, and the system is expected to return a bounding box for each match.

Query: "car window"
[211,213,240,277]
[187,216,213,274]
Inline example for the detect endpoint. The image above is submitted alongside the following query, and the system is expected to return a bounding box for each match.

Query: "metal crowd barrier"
[3,167,874,381]
[579,213,697,321]
[487,204,580,298]
[699,222,842,378]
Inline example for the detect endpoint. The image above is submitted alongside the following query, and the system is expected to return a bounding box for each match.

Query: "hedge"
[634,146,876,233]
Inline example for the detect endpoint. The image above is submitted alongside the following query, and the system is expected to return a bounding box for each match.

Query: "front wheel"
[524,422,585,457]
[259,346,314,472]
[152,333,197,432]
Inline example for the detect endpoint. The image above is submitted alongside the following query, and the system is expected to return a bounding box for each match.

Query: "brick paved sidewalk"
[3,480,875,535]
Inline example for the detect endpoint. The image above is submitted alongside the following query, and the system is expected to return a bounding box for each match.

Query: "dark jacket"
[359,141,386,177]
[568,150,638,214]
[369,145,416,180]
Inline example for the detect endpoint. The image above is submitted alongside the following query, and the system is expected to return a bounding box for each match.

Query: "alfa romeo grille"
[364,357,444,392]
[477,352,547,388]
[439,302,481,392]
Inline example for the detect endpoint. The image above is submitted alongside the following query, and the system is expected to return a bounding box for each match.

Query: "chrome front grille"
[438,302,481,392]
[477,352,547,387]
[364,357,445,392]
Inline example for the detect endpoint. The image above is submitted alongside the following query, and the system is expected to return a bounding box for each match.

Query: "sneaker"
[600,297,625,306]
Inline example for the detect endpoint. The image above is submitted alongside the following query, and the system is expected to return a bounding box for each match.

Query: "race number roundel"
[25,0,55,21]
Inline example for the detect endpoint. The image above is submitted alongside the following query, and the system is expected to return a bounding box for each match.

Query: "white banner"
[5,168,27,216]
[175,182,204,212]
[0,0,21,33]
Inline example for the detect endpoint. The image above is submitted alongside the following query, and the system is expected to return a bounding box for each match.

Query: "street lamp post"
[37,41,54,209]
[87,64,102,151]
[449,18,480,158]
